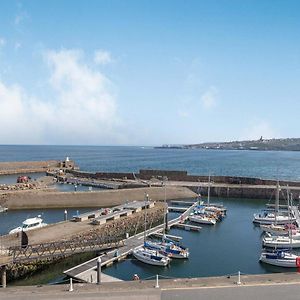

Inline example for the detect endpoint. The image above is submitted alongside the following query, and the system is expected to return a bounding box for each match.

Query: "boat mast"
[274,181,280,225]
[207,174,211,206]
[144,193,148,243]
[163,176,168,235]
[287,187,292,249]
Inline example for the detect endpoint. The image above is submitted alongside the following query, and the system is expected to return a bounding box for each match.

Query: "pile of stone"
[0,182,38,191]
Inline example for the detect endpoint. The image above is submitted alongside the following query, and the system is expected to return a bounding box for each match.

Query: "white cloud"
[241,121,279,140]
[0,49,123,145]
[94,50,112,65]
[0,38,6,48]
[201,86,218,110]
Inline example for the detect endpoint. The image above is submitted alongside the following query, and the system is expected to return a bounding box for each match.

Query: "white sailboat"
[144,181,189,259]
[253,182,295,225]
[260,249,300,267]
[260,191,300,267]
[144,240,189,259]
[189,214,217,225]
[204,175,227,216]
[260,223,297,236]
[132,193,171,266]
[132,246,170,266]
[189,177,218,225]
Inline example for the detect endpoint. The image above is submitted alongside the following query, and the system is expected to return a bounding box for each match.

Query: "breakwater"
[0,186,196,210]
[69,169,300,187]
[0,159,76,175]
[68,169,300,200]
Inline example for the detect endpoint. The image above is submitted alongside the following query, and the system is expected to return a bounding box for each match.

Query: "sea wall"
[189,185,300,201]
[69,169,300,187]
[0,186,197,210]
[0,160,75,175]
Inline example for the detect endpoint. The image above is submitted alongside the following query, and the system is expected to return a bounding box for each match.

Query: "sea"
[0,145,299,180]
[0,145,300,284]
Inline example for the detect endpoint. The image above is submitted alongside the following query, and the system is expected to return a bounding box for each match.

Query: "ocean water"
[104,197,295,280]
[0,145,299,283]
[0,145,299,180]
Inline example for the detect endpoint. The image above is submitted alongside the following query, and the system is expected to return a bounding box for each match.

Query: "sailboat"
[132,193,171,266]
[144,182,189,259]
[189,176,218,225]
[259,249,300,267]
[260,191,300,267]
[260,223,297,236]
[253,182,295,225]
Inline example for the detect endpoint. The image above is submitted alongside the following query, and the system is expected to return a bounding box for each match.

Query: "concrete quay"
[1,272,300,299]
[0,160,75,175]
[0,186,196,210]
[163,180,300,200]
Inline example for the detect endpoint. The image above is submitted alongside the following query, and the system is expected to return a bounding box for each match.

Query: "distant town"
[155,137,300,151]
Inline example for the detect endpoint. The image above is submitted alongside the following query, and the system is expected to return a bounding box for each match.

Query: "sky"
[0,0,299,146]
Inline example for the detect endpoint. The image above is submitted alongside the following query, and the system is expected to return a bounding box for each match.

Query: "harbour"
[0,148,300,289]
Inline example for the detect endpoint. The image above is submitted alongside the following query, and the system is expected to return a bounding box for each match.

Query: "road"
[2,282,300,300]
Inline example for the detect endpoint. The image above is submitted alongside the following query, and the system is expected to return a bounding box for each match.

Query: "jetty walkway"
[64,201,198,282]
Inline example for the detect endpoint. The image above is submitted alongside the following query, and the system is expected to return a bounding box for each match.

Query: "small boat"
[144,240,189,259]
[9,215,47,234]
[262,235,300,248]
[204,204,227,215]
[189,214,216,225]
[253,211,295,225]
[0,206,8,213]
[260,249,300,267]
[132,246,170,266]
[253,182,296,225]
[260,223,297,236]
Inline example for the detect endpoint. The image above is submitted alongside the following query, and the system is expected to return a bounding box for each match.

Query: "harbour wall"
[0,160,75,175]
[69,169,300,187]
[188,185,300,201]
[0,186,196,210]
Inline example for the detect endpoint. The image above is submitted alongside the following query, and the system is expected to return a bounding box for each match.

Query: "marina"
[0,151,300,287]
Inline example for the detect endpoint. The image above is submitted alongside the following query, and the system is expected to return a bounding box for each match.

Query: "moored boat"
[0,206,8,213]
[9,215,47,234]
[259,249,300,267]
[260,223,297,236]
[253,211,295,225]
[262,235,300,248]
[189,214,216,225]
[132,246,170,266]
[144,240,189,259]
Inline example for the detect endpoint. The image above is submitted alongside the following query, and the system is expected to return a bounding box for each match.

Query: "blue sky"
[0,0,299,145]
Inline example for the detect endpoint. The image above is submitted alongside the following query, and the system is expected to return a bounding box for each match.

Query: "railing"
[8,235,125,263]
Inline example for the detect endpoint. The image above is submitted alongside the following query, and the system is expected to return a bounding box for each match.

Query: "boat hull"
[260,253,299,267]
[132,248,170,266]
[189,216,216,225]
[263,237,300,248]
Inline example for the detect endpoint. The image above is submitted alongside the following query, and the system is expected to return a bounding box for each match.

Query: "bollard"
[126,232,129,239]
[1,266,6,289]
[155,274,159,289]
[237,271,241,285]
[64,209,68,221]
[69,278,73,292]
[97,257,102,285]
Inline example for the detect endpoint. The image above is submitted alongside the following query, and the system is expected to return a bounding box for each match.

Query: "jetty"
[64,201,198,283]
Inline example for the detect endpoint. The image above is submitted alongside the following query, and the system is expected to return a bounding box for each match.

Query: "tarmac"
[1,272,300,299]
